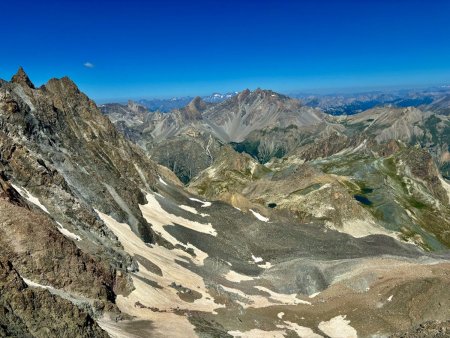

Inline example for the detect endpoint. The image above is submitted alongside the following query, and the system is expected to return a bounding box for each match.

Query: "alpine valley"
[1,68,450,338]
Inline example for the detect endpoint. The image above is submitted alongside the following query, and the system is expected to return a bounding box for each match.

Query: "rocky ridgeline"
[0,68,181,335]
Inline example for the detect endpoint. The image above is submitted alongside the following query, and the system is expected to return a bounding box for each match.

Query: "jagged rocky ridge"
[1,69,450,337]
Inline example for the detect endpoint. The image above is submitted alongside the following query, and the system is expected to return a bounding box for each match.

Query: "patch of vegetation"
[406,197,428,210]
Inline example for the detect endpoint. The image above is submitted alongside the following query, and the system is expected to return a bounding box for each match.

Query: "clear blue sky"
[2,0,450,101]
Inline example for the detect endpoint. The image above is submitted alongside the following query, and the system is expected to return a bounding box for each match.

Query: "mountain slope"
[202,89,324,142]
[1,70,450,337]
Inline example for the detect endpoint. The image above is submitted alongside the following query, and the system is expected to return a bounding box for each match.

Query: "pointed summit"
[11,67,35,89]
[187,96,207,113]
[180,96,207,120]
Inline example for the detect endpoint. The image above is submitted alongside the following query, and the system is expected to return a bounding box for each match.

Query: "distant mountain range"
[122,86,450,116]
[292,87,450,115]
[136,92,238,112]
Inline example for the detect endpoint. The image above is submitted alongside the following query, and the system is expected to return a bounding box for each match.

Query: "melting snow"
[23,278,53,290]
[189,198,212,207]
[318,315,357,338]
[249,209,269,222]
[96,209,222,337]
[277,321,323,338]
[228,329,286,338]
[56,222,81,241]
[258,262,272,269]
[12,184,49,214]
[179,205,208,217]
[142,194,216,238]
[251,254,264,263]
[224,270,255,283]
[254,286,311,305]
[136,194,216,264]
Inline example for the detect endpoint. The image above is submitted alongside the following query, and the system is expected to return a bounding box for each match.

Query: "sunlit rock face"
[1,70,450,337]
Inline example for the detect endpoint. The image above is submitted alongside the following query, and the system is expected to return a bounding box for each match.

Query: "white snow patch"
[189,197,212,207]
[154,192,165,199]
[439,176,450,201]
[277,321,323,338]
[220,284,311,309]
[234,206,241,211]
[224,270,255,283]
[405,209,418,221]
[142,193,216,238]
[136,194,216,263]
[56,222,81,241]
[96,209,223,337]
[254,286,311,305]
[258,261,272,269]
[277,312,285,319]
[179,205,208,217]
[309,292,320,298]
[318,315,357,338]
[23,278,53,290]
[228,329,286,337]
[387,295,393,302]
[11,184,49,214]
[249,209,269,222]
[159,177,168,186]
[251,254,264,263]
[349,139,367,154]
[179,205,198,214]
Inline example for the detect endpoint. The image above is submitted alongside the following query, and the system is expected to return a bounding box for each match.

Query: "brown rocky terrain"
[1,69,450,337]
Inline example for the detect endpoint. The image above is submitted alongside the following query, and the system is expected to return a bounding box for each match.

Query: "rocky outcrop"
[10,67,35,89]
[0,259,108,338]
[0,69,166,325]
[390,321,450,338]
[401,147,449,205]
[1,69,159,242]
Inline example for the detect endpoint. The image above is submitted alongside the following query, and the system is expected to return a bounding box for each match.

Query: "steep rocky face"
[149,132,222,184]
[183,96,208,119]
[2,69,449,337]
[102,96,223,183]
[0,69,171,324]
[101,100,149,129]
[0,259,108,338]
[1,70,159,242]
[202,89,324,142]
[102,89,325,183]
[424,93,450,116]
[10,66,35,89]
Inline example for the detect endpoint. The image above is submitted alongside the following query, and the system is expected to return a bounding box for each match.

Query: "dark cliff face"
[0,259,109,338]
[1,68,159,242]
[0,69,172,327]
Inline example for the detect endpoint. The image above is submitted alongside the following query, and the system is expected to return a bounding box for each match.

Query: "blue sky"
[2,0,450,101]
